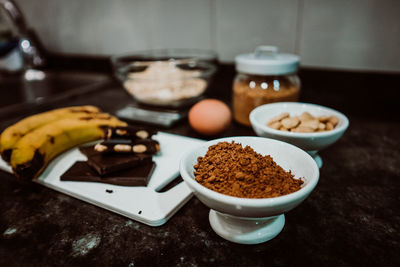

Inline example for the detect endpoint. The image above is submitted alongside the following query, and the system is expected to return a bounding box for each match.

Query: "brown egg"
[189,99,232,136]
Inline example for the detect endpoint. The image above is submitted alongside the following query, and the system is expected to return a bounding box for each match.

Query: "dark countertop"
[0,62,399,267]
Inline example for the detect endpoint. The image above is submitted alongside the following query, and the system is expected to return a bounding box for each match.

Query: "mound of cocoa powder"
[193,141,304,198]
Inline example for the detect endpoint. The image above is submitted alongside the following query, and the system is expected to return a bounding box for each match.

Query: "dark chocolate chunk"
[60,161,155,186]
[87,153,152,176]
[79,146,100,158]
[100,139,132,145]
[79,145,154,176]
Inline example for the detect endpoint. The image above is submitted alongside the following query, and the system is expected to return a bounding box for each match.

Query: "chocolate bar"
[61,161,155,186]
[88,153,152,176]
[80,146,152,176]
[103,126,157,140]
[94,139,160,154]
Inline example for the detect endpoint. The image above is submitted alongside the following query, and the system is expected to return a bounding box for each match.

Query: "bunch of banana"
[0,106,127,180]
[0,105,101,162]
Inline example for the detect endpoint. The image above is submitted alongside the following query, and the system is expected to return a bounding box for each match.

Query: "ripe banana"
[0,105,101,162]
[10,114,126,180]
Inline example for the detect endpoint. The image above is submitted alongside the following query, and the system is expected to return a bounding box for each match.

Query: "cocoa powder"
[194,141,303,198]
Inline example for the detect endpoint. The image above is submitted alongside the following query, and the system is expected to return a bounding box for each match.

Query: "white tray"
[0,132,204,226]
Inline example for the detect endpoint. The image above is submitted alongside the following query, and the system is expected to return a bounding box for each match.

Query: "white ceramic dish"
[180,136,319,244]
[249,102,349,167]
[0,132,205,226]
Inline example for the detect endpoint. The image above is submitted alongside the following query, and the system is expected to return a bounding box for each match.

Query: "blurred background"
[1,0,399,73]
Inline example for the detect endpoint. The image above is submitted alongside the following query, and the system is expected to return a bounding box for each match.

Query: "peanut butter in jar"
[233,46,301,126]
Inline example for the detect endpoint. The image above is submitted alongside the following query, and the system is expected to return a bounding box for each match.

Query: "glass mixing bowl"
[111,49,217,108]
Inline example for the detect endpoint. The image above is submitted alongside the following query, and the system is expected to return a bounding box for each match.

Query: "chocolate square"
[80,145,152,176]
[61,161,155,186]
[79,145,101,158]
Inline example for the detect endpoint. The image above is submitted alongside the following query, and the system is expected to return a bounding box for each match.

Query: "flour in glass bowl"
[123,61,207,105]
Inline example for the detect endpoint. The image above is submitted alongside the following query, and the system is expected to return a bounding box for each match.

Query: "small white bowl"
[249,102,349,167]
[180,136,319,244]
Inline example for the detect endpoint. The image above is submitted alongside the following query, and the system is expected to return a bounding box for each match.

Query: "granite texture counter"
[0,63,399,267]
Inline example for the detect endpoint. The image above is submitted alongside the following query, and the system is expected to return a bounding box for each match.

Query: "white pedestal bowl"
[250,102,349,168]
[180,136,319,244]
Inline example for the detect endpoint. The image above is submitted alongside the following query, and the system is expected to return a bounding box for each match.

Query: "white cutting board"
[0,132,204,226]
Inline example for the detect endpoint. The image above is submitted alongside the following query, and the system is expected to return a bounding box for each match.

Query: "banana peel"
[0,105,101,162]
[10,113,126,180]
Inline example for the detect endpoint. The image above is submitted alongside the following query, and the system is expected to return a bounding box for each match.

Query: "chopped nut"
[318,116,330,123]
[136,130,149,139]
[267,121,282,130]
[318,122,326,131]
[114,144,132,152]
[326,122,334,130]
[292,126,314,133]
[328,116,339,127]
[299,119,319,130]
[269,112,289,123]
[94,143,108,152]
[281,117,300,129]
[106,128,112,139]
[299,112,315,121]
[116,129,128,136]
[133,144,147,153]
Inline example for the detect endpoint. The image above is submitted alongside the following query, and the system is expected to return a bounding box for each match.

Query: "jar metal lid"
[235,46,300,75]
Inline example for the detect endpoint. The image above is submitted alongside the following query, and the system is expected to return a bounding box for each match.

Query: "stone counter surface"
[0,66,399,266]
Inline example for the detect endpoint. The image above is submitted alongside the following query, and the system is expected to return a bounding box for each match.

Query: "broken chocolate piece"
[103,126,157,140]
[87,152,152,176]
[79,146,100,158]
[61,161,155,186]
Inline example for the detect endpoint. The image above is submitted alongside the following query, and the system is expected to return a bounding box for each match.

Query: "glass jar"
[232,46,301,126]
